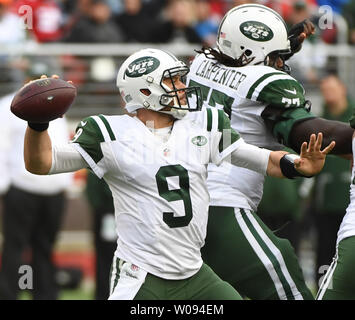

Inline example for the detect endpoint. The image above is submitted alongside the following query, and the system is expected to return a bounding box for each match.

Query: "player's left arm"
[230,133,335,178]
[266,133,335,178]
[211,108,335,178]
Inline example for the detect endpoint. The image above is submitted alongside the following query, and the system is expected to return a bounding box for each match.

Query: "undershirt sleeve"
[49,144,87,175]
[230,140,271,175]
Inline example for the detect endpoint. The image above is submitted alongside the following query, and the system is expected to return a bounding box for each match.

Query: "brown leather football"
[11,78,77,123]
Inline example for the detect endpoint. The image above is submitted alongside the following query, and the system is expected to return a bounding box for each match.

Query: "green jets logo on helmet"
[191,135,207,146]
[240,21,274,42]
[125,56,160,78]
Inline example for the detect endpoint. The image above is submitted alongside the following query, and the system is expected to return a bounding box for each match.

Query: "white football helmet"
[116,48,202,119]
[217,4,291,67]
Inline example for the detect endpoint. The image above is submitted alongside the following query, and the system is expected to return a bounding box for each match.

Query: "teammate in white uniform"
[317,121,355,299]
[187,4,353,300]
[22,48,333,300]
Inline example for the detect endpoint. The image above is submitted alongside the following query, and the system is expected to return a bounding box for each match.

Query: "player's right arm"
[24,126,54,174]
[24,117,100,176]
[289,117,353,157]
[251,73,354,156]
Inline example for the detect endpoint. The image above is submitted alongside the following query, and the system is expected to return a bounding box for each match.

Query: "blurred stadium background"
[1,0,355,299]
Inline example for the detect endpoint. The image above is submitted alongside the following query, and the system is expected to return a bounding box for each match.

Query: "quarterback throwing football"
[23,48,333,300]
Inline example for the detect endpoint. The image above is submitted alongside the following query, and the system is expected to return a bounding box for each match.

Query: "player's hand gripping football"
[294,133,335,176]
[37,74,74,92]
[36,74,75,120]
[11,74,76,130]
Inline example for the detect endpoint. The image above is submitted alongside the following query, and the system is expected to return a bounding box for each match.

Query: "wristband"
[28,122,49,132]
[280,154,313,179]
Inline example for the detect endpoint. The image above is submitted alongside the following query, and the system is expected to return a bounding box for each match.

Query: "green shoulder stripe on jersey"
[206,108,213,131]
[218,111,241,153]
[257,79,305,108]
[72,116,105,164]
[246,72,285,99]
[272,107,316,147]
[205,108,240,152]
[98,115,116,141]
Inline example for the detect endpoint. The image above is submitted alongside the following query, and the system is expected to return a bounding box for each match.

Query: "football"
[11,78,77,123]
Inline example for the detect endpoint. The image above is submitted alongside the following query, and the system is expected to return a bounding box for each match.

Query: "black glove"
[28,122,49,132]
[284,19,315,60]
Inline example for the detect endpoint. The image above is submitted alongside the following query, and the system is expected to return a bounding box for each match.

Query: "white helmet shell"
[217,4,290,66]
[116,48,201,118]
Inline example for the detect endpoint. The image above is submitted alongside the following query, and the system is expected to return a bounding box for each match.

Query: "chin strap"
[264,54,291,74]
[159,108,189,120]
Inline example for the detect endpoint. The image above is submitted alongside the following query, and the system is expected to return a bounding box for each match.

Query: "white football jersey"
[71,109,242,279]
[188,53,310,211]
[337,137,355,245]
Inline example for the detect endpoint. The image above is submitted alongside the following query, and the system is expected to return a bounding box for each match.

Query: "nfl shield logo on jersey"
[191,135,207,146]
[163,148,170,157]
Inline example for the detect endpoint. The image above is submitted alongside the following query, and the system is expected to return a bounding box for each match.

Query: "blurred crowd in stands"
[0,0,355,47]
[1,0,355,92]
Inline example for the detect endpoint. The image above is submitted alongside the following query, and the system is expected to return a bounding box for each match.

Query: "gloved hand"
[284,19,316,60]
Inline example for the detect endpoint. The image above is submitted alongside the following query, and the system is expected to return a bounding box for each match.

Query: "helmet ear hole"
[140,89,151,96]
[245,49,252,57]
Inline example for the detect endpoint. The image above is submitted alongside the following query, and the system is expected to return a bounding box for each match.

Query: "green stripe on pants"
[240,209,294,299]
[201,206,314,300]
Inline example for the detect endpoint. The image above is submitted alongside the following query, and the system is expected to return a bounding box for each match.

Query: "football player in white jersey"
[187,3,354,300]
[23,48,334,300]
[317,118,355,300]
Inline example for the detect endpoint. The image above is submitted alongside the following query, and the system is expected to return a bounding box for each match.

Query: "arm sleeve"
[49,144,87,174]
[70,116,111,178]
[251,72,318,147]
[230,141,271,175]
[262,105,316,147]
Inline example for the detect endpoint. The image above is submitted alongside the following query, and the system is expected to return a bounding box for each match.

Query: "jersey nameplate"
[194,59,246,91]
